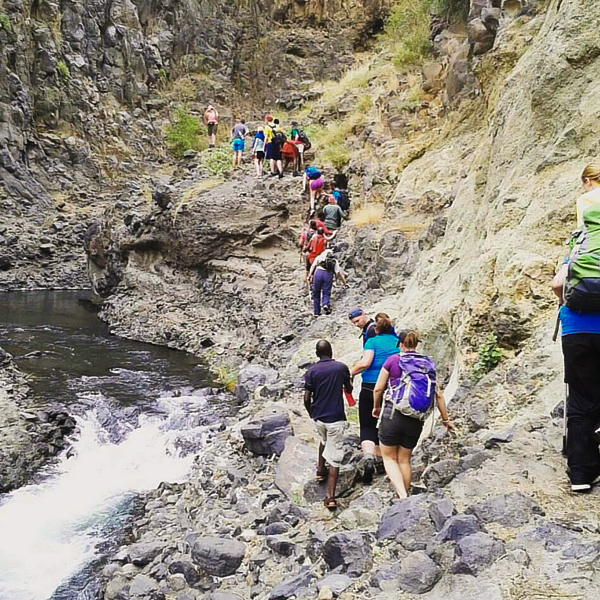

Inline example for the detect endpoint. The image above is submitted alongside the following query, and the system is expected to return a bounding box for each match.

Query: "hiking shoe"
[375,460,385,475]
[293,172,300,177]
[363,459,375,484]
[323,305,331,315]
[571,483,592,493]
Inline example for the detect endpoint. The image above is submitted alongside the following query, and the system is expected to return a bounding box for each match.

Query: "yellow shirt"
[576,187,600,226]
[265,125,274,144]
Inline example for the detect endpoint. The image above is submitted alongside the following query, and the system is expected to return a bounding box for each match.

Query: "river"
[0,291,230,600]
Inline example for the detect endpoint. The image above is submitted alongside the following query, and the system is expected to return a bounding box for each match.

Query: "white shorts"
[315,420,347,468]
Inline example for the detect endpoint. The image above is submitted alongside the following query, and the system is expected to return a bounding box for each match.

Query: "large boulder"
[235,364,279,403]
[435,514,481,543]
[398,551,441,594]
[240,411,293,456]
[466,493,541,527]
[453,532,505,575]
[269,568,315,600]
[377,495,436,551]
[322,532,373,577]
[187,535,246,577]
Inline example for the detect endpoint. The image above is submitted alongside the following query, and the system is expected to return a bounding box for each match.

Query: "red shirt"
[313,220,332,235]
[308,234,326,264]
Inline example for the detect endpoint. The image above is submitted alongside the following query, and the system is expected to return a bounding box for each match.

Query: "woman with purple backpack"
[372,331,454,499]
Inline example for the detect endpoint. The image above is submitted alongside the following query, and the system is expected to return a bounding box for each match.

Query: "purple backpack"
[387,353,436,421]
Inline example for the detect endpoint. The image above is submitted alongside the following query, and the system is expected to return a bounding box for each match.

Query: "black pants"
[359,383,379,444]
[563,333,600,485]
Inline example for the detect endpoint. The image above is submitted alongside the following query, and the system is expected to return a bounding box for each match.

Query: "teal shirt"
[362,334,400,383]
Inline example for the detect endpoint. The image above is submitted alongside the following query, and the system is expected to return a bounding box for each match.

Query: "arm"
[336,266,347,286]
[435,389,455,431]
[343,367,353,395]
[350,349,374,377]
[304,390,312,417]
[372,367,390,418]
[552,263,567,302]
[307,257,317,283]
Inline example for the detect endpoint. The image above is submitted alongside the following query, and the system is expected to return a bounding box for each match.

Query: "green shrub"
[166,109,203,159]
[472,333,502,381]
[214,365,238,393]
[202,145,232,176]
[322,142,351,170]
[56,61,70,81]
[0,14,11,32]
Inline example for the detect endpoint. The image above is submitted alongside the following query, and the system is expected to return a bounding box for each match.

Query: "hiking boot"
[293,171,300,177]
[572,483,592,493]
[323,305,331,315]
[278,173,284,179]
[363,458,375,484]
[375,459,385,475]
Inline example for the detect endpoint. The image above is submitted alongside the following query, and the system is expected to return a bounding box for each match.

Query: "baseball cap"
[348,308,364,320]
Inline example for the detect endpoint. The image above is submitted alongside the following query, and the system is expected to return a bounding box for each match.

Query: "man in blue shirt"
[304,340,353,509]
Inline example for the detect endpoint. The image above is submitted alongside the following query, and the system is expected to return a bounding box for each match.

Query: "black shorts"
[378,401,424,449]
[254,151,265,160]
[207,123,218,136]
[359,383,379,444]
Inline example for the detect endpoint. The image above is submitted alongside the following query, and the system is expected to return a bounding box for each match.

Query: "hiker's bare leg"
[381,443,407,498]
[277,159,283,175]
[328,466,339,500]
[317,442,326,475]
[398,446,413,494]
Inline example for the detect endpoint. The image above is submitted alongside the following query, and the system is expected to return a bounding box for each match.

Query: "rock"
[453,532,505,575]
[188,535,246,577]
[128,574,158,597]
[371,563,401,590]
[235,364,279,403]
[435,514,481,543]
[377,495,436,551]
[266,535,296,557]
[124,541,166,566]
[264,522,291,536]
[338,506,379,530]
[429,498,456,531]
[168,560,200,586]
[275,436,316,501]
[209,593,244,600]
[466,493,541,527]
[422,459,461,488]
[316,574,352,596]
[241,411,293,456]
[303,463,358,503]
[322,532,373,577]
[398,551,441,594]
[269,568,315,600]
[104,576,130,600]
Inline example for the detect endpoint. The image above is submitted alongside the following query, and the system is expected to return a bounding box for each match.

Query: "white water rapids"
[0,393,212,600]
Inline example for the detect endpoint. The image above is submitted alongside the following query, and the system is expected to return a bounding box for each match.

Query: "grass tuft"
[166,109,205,159]
[351,204,385,227]
[56,61,70,81]
[214,365,238,393]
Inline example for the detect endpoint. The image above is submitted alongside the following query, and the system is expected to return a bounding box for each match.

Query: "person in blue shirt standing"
[350,313,399,483]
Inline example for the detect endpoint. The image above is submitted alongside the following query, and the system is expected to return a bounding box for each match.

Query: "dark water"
[0,291,229,600]
[0,290,212,407]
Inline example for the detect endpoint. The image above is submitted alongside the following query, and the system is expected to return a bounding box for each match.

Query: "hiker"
[291,121,310,170]
[281,140,300,177]
[306,227,327,271]
[332,184,351,212]
[322,195,345,230]
[231,118,248,168]
[551,162,600,492]
[271,119,286,178]
[349,308,397,346]
[264,115,276,175]
[307,249,347,316]
[372,331,454,499]
[304,339,353,509]
[350,313,400,482]
[252,126,266,178]
[203,104,219,149]
[303,167,324,215]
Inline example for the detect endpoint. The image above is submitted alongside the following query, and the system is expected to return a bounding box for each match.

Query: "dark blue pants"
[312,268,333,315]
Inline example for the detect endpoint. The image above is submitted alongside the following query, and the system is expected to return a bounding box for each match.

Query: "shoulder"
[364,336,377,350]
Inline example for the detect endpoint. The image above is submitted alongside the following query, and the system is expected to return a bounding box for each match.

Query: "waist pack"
[564,205,600,312]
[385,353,436,421]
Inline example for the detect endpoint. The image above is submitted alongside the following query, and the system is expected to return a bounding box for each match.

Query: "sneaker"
[363,459,375,485]
[323,305,331,315]
[571,483,592,493]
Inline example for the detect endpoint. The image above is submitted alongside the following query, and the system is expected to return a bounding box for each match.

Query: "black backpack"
[337,190,350,211]
[274,131,287,146]
[322,254,337,272]
[298,130,312,151]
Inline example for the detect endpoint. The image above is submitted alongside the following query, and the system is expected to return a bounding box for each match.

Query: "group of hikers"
[203,105,310,178]
[205,104,600,503]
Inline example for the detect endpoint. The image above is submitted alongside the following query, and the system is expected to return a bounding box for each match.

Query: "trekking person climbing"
[281,140,300,177]
[372,331,454,499]
[350,313,400,482]
[551,162,600,492]
[332,184,351,213]
[270,119,286,178]
[349,308,397,346]
[252,126,266,178]
[306,227,327,271]
[203,104,219,149]
[307,249,347,316]
[231,118,248,168]
[264,115,276,175]
[303,166,324,215]
[322,195,345,230]
[304,339,353,510]
[290,121,310,171]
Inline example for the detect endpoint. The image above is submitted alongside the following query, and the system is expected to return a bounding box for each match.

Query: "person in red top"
[307,228,327,268]
[281,141,300,177]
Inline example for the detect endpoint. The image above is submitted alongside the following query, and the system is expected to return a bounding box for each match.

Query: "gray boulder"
[453,532,505,575]
[168,560,200,586]
[323,532,373,577]
[422,459,461,488]
[466,493,541,527]
[269,568,315,600]
[398,551,441,594]
[316,574,353,595]
[126,541,166,566]
[235,364,279,403]
[371,563,401,590]
[187,535,246,577]
[377,495,436,551]
[241,411,293,456]
[129,574,158,597]
[429,498,456,531]
[435,514,481,543]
